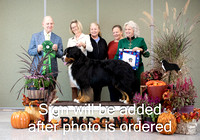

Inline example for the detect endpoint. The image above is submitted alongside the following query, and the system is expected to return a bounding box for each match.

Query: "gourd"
[25,106,41,122]
[11,111,30,129]
[157,110,177,135]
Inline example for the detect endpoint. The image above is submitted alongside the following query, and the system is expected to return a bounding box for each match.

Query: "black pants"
[108,85,122,101]
[93,87,102,101]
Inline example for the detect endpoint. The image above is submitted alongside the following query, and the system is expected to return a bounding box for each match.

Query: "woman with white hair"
[114,20,150,92]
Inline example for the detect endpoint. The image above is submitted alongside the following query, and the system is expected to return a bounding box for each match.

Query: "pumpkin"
[146,80,167,100]
[146,80,166,87]
[157,110,177,135]
[25,106,41,122]
[11,111,30,129]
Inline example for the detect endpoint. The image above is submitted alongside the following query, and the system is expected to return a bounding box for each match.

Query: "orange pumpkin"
[11,111,30,129]
[157,110,177,135]
[146,80,166,87]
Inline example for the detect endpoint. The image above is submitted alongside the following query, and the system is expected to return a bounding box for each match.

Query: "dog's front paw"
[123,100,129,104]
[74,99,80,103]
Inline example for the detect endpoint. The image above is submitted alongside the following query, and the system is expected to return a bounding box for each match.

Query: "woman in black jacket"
[87,22,108,101]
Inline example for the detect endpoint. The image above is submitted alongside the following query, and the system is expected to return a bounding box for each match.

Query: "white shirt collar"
[44,30,52,40]
[73,33,84,40]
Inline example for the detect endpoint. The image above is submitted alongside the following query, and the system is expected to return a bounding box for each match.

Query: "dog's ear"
[67,46,84,60]
[63,48,67,55]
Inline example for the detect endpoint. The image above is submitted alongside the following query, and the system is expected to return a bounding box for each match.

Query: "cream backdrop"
[0,0,199,107]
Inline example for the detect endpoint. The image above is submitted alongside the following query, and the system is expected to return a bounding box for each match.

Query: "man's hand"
[37,45,43,52]
[52,44,58,51]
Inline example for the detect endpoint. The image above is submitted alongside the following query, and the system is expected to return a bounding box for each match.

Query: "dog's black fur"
[161,60,181,73]
[63,47,137,103]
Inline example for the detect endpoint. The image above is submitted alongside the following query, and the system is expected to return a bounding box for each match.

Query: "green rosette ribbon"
[42,40,56,75]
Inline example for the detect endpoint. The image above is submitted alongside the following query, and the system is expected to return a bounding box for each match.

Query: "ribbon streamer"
[42,41,55,75]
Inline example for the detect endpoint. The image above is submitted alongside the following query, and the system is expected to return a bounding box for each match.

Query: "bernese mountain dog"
[62,47,137,104]
[161,60,181,73]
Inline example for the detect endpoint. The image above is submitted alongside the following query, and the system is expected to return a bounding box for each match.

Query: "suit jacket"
[28,31,63,77]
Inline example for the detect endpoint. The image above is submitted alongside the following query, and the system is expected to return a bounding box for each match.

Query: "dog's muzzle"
[62,55,66,62]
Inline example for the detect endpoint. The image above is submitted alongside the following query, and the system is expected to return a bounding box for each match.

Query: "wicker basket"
[27,89,48,101]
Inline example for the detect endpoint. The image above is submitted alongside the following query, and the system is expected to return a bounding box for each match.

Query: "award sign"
[118,49,140,70]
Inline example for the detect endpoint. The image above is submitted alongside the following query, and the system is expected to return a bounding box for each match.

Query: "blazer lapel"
[39,31,45,44]
[51,32,55,43]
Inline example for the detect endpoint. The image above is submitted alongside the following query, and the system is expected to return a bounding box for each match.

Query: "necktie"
[46,34,50,40]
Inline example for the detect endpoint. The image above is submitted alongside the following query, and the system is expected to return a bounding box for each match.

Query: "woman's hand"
[132,47,143,52]
[76,42,86,48]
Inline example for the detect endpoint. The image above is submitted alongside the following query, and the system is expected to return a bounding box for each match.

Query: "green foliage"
[25,77,52,90]
[10,47,62,99]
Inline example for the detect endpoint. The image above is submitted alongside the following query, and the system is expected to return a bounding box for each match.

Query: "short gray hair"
[123,21,140,38]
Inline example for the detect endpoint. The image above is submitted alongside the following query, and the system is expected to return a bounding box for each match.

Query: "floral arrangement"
[10,47,62,99]
[133,93,160,108]
[133,93,160,122]
[141,69,163,85]
[141,0,200,84]
[162,89,174,111]
[162,77,197,111]
[171,77,197,109]
[174,108,200,123]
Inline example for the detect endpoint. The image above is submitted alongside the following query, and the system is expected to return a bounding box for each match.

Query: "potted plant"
[10,47,62,100]
[171,77,197,113]
[142,94,160,122]
[174,108,200,135]
[141,0,200,84]
[133,93,161,132]
[140,69,163,85]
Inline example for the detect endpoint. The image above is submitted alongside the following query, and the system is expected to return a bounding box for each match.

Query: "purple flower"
[40,87,45,90]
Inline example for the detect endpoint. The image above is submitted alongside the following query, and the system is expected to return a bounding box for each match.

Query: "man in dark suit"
[28,16,63,104]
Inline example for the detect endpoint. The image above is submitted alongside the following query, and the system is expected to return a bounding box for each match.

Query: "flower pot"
[27,88,48,101]
[175,120,197,135]
[177,105,194,114]
[147,85,167,100]
[143,117,156,132]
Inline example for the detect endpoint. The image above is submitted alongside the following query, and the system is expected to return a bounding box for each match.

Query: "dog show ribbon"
[42,40,55,75]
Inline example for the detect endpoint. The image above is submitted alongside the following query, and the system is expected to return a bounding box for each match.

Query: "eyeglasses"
[71,26,78,30]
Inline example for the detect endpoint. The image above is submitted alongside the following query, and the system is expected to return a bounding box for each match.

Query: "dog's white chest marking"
[162,64,166,71]
[68,64,80,89]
